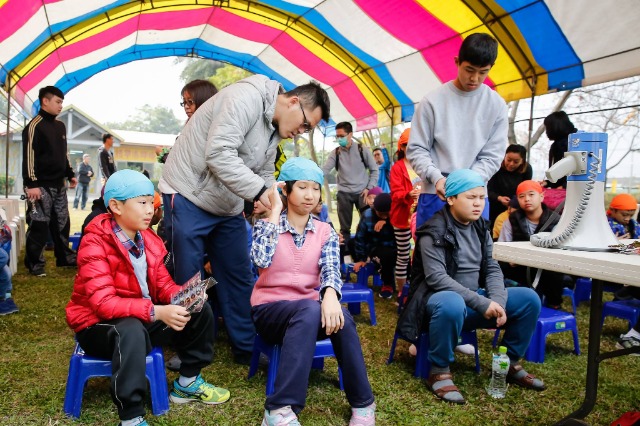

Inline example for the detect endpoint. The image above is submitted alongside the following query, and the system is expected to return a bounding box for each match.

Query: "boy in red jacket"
[65,170,229,426]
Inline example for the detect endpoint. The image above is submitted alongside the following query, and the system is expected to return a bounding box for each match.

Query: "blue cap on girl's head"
[444,169,485,197]
[277,157,324,185]
[103,169,155,206]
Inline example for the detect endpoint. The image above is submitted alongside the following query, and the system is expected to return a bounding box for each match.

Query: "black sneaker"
[379,286,393,299]
[30,267,46,277]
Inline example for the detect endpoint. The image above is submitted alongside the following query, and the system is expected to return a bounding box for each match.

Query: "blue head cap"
[103,169,155,206]
[277,157,324,185]
[444,169,485,197]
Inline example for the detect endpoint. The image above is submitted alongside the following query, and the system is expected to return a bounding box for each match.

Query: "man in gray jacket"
[160,75,330,364]
[322,122,378,245]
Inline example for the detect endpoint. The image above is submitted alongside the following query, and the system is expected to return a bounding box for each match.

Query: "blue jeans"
[416,193,489,228]
[168,193,255,354]
[252,299,374,413]
[0,248,11,297]
[425,287,541,367]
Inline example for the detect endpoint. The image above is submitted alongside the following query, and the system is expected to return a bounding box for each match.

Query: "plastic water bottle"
[487,346,510,398]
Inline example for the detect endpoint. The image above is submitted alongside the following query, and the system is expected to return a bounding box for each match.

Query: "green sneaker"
[169,374,230,405]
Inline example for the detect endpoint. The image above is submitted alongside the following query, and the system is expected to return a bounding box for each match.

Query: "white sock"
[121,416,144,426]
[178,375,197,387]
[624,328,640,339]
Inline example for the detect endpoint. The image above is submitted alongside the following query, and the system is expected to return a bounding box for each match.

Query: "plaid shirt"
[251,211,342,299]
[111,218,145,258]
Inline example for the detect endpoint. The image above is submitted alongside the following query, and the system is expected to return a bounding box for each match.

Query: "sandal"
[507,364,546,391]
[427,372,465,404]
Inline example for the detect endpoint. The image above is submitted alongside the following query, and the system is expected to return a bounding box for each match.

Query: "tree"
[176,58,224,83]
[106,104,183,134]
[209,64,253,90]
[510,76,640,183]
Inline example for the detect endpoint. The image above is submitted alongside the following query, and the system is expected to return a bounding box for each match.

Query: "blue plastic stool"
[387,330,480,378]
[63,344,169,418]
[342,263,382,287]
[397,283,410,314]
[524,307,580,363]
[341,283,377,325]
[69,232,81,251]
[562,287,577,315]
[601,299,640,331]
[247,334,344,395]
[573,277,592,306]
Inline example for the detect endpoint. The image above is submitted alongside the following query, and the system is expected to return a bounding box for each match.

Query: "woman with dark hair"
[543,111,577,189]
[180,79,218,119]
[487,144,532,225]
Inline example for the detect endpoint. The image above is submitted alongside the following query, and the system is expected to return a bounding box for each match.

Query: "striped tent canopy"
[1,0,639,132]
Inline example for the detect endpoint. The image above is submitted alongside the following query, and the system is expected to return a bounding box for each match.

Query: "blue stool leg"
[63,353,83,418]
[366,291,377,326]
[265,345,281,396]
[387,333,400,364]
[572,326,581,356]
[348,302,362,316]
[492,329,501,348]
[338,366,344,390]
[414,333,430,379]
[148,348,169,416]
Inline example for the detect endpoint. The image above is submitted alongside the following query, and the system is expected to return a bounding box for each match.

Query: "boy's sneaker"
[169,374,230,404]
[30,267,46,277]
[615,334,640,356]
[379,286,393,299]
[0,298,18,315]
[262,406,301,426]
[350,402,376,426]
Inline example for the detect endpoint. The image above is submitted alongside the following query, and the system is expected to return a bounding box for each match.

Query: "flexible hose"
[530,153,600,248]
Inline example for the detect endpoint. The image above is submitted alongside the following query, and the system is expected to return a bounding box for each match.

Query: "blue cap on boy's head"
[445,169,485,197]
[103,169,155,206]
[277,157,324,185]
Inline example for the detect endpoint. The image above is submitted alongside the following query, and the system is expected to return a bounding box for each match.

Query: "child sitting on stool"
[250,158,375,426]
[65,170,229,426]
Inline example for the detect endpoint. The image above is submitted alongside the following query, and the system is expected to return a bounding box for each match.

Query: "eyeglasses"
[298,101,312,133]
[180,99,195,107]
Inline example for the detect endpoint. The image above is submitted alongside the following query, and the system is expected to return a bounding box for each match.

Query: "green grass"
[1,203,638,425]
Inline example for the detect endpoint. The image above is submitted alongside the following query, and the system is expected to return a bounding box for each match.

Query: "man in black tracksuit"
[22,86,77,277]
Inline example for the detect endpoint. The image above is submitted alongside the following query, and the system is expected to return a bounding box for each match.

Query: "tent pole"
[5,78,10,198]
[526,75,537,163]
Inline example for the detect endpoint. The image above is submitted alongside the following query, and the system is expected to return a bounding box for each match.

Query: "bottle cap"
[498,346,507,354]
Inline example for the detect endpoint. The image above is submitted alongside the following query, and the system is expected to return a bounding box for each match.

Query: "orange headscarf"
[609,193,638,211]
[398,128,411,146]
[516,180,543,195]
[153,191,162,210]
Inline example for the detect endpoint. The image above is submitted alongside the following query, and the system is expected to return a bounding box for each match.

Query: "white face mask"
[337,136,348,147]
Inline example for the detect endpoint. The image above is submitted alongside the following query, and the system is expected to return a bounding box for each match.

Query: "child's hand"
[374,220,386,232]
[155,305,191,331]
[321,288,344,335]
[268,182,285,216]
[353,261,367,272]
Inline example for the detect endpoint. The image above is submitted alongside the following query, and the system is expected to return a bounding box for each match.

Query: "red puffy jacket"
[65,213,178,333]
[389,159,415,229]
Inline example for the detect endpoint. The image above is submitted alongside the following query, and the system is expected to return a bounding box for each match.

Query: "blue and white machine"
[530,131,618,251]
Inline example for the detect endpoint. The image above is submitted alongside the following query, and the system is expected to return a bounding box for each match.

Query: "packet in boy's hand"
[171,272,217,314]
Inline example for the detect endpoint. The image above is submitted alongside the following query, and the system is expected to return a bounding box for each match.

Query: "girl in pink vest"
[250,157,375,426]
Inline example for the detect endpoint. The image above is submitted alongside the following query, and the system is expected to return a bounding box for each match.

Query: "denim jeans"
[0,248,11,297]
[252,299,374,413]
[425,287,541,366]
[168,193,255,354]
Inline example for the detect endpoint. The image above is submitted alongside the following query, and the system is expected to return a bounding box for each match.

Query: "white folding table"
[493,241,640,425]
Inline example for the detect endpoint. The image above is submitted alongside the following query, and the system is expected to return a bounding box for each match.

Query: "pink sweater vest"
[250,220,332,307]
